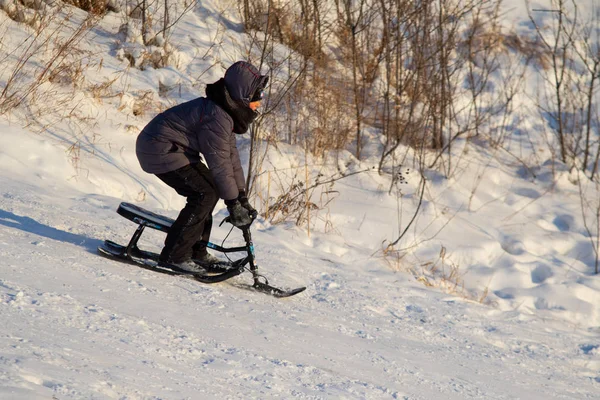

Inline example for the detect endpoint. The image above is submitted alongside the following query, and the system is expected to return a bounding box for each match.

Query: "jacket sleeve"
[230,132,246,193]
[199,116,240,201]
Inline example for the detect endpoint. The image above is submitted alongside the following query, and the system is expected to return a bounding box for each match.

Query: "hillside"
[0,0,599,398]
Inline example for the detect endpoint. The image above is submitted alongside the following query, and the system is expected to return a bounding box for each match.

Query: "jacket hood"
[206,78,257,134]
[223,61,268,107]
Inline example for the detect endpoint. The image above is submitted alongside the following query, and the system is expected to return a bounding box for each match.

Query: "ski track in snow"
[0,181,598,399]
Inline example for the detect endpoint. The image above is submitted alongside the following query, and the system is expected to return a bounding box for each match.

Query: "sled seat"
[117,202,174,233]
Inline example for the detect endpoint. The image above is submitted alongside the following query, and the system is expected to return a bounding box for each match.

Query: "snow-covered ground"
[1,164,599,399]
[0,0,599,398]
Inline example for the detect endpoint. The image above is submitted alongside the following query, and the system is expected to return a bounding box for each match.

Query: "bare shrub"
[115,0,188,71]
[63,0,107,15]
[502,33,551,71]
[0,9,98,115]
[254,164,369,235]
[115,35,180,70]
[334,0,383,159]
[265,175,318,226]
[578,175,600,275]
[243,0,327,64]
[1,0,46,27]
[294,72,354,157]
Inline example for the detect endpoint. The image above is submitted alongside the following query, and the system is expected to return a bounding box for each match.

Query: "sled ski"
[251,281,307,298]
[97,240,244,283]
[99,202,306,297]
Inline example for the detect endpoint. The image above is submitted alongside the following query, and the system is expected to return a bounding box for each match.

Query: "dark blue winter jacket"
[136,61,267,201]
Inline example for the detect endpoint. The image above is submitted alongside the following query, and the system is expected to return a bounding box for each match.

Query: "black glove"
[238,190,258,219]
[226,200,252,227]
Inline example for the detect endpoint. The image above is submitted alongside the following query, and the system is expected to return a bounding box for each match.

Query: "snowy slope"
[1,171,599,399]
[1,125,599,398]
[0,0,599,398]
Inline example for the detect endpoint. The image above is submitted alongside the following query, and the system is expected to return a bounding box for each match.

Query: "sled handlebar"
[219,211,258,228]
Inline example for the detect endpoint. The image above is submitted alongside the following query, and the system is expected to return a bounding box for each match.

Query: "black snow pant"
[155,162,219,263]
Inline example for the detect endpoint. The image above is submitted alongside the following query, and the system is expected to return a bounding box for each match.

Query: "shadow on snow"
[0,209,102,254]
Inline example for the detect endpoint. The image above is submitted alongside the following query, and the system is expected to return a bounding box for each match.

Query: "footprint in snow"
[513,187,541,199]
[553,214,574,232]
[579,344,599,355]
[500,237,525,255]
[531,264,553,284]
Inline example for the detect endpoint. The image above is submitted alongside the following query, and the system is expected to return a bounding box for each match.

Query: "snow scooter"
[98,202,306,298]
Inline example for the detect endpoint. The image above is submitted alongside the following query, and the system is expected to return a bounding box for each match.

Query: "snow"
[0,0,599,399]
[1,178,599,399]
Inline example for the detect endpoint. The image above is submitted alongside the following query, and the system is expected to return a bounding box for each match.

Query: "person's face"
[249,100,262,111]
[249,85,265,111]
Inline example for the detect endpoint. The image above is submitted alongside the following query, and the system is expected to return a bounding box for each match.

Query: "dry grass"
[261,169,318,226]
[458,15,551,71]
[116,90,159,117]
[63,0,107,15]
[88,75,121,102]
[252,163,341,238]
[383,245,492,304]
